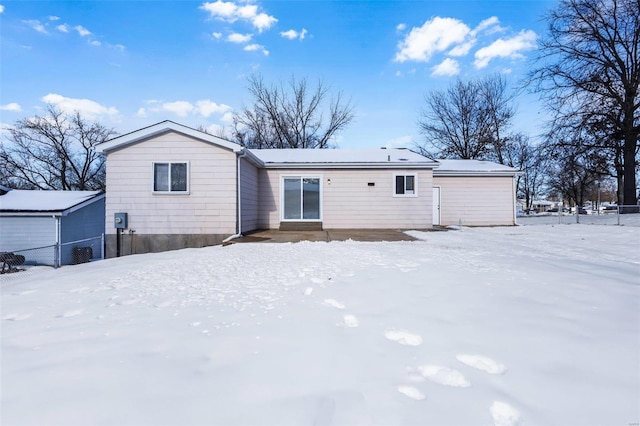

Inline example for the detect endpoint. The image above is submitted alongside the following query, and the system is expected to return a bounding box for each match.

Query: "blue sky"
[0,0,555,149]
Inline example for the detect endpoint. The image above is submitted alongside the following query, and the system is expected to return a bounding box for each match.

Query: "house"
[0,190,105,267]
[96,121,519,257]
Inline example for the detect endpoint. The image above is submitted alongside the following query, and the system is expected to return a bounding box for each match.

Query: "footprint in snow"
[456,354,507,374]
[384,329,423,346]
[397,385,425,401]
[323,299,345,309]
[13,290,37,296]
[57,309,84,318]
[418,365,470,387]
[490,401,521,426]
[2,312,33,321]
[342,314,359,328]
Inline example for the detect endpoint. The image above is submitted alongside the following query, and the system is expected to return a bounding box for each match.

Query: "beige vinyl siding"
[434,176,515,226]
[240,157,259,232]
[104,131,237,235]
[258,168,433,229]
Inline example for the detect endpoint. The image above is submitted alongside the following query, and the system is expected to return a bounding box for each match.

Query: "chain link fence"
[1,235,104,279]
[518,205,640,227]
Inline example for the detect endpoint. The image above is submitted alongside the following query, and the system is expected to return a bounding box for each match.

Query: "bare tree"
[543,128,611,207]
[529,0,639,207]
[232,74,355,149]
[480,75,516,164]
[416,74,516,162]
[0,106,114,190]
[504,134,547,211]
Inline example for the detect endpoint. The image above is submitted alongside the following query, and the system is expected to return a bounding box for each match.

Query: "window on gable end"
[153,162,189,193]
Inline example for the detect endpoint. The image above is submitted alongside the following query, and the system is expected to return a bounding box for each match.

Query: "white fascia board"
[261,161,439,169]
[240,149,265,167]
[434,170,521,177]
[95,121,242,153]
[61,193,105,216]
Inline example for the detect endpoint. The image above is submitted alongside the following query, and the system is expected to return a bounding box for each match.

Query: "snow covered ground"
[1,224,639,425]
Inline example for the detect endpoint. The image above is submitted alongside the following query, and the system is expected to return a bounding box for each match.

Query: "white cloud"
[0,5,5,14]
[56,24,69,33]
[448,41,475,57]
[471,16,502,36]
[136,108,147,118]
[41,94,118,120]
[228,32,252,43]
[474,29,537,68]
[90,40,101,46]
[396,23,406,32]
[108,43,126,52]
[162,101,194,117]
[251,12,277,33]
[431,58,460,76]
[48,15,60,21]
[200,1,277,32]
[244,43,269,55]
[212,32,223,39]
[196,100,232,117]
[0,103,22,112]
[205,123,225,136]
[157,99,233,118]
[280,29,297,40]
[24,20,48,34]
[220,111,234,124]
[394,17,470,63]
[280,28,307,41]
[74,25,91,37]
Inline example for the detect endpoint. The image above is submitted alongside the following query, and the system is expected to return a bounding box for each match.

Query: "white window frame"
[152,161,190,194]
[280,175,323,222]
[393,173,418,197]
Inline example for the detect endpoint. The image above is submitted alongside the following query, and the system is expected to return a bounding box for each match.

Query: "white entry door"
[432,187,441,225]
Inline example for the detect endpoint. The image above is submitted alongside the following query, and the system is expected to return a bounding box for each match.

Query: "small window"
[394,174,416,196]
[153,162,188,193]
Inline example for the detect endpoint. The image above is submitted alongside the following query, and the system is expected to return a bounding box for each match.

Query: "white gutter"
[434,171,520,177]
[260,162,439,169]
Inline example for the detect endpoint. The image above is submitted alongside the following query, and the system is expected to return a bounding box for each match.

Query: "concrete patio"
[229,229,433,244]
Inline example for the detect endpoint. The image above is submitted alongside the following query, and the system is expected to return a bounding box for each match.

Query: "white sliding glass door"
[283,177,321,220]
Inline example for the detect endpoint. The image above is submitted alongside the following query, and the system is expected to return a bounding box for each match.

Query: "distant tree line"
[416,0,638,210]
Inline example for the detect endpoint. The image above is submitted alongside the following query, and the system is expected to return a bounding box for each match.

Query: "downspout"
[512,175,517,226]
[54,215,61,268]
[224,149,247,243]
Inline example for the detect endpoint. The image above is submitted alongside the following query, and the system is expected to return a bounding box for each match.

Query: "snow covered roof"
[434,159,519,176]
[249,148,438,169]
[0,190,104,214]
[95,121,242,154]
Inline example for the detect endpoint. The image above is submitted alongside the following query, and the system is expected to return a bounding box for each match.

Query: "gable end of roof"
[95,120,242,154]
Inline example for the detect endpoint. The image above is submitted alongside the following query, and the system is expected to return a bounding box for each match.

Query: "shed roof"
[0,190,103,213]
[249,148,438,169]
